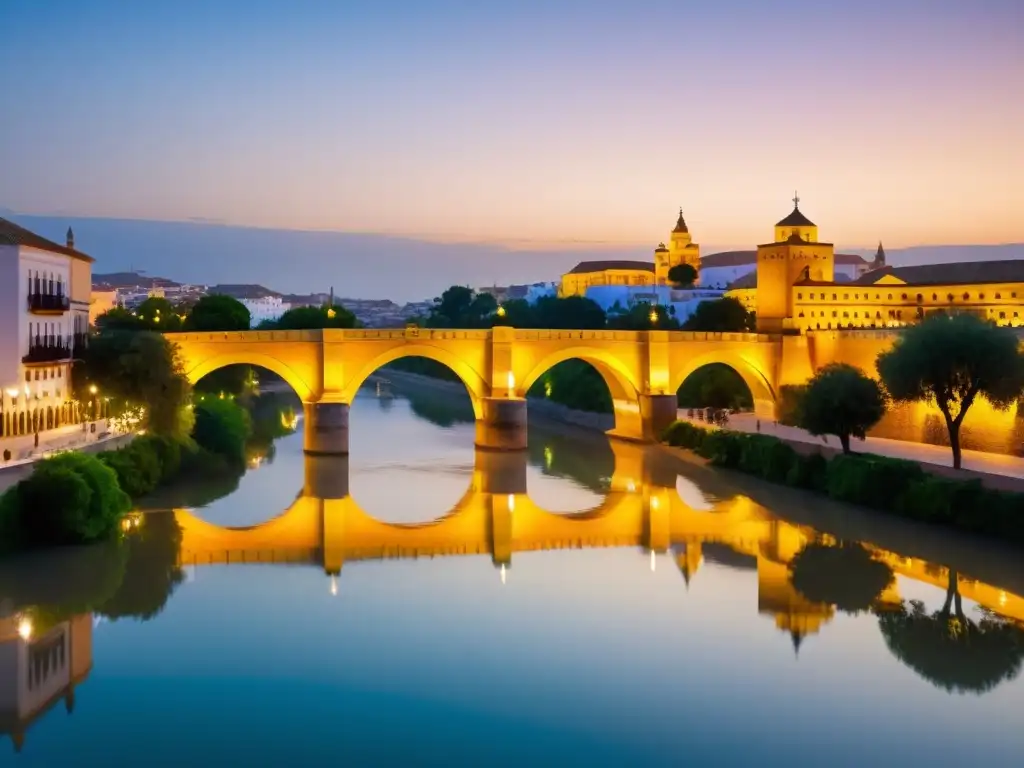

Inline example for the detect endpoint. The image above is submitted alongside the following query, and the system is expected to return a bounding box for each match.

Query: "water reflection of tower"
[0,613,93,753]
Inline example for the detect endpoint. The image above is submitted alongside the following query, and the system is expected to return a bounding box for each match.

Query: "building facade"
[0,218,97,443]
[241,295,291,326]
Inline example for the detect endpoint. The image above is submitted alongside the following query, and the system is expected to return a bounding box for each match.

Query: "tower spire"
[66,226,74,249]
[792,191,800,210]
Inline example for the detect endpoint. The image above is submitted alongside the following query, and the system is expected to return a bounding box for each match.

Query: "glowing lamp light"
[500,564,507,585]
[17,618,33,642]
[5,388,18,398]
[330,575,338,596]
[651,496,660,511]
[496,305,506,318]
[88,385,98,395]
[507,493,515,513]
[326,307,337,319]
[649,309,659,324]
[650,551,657,572]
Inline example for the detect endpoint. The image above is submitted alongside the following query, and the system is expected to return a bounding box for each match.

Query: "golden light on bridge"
[507,493,515,513]
[17,617,33,642]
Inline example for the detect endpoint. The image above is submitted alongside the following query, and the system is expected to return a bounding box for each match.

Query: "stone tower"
[755,194,835,332]
[655,208,701,285]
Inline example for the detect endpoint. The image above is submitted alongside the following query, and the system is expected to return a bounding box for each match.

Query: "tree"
[135,296,183,331]
[790,541,894,614]
[682,297,755,332]
[677,364,753,411]
[876,313,1024,469]
[668,263,698,288]
[192,398,253,467]
[797,363,886,453]
[532,295,606,329]
[183,294,251,331]
[273,304,359,330]
[878,569,1024,694]
[95,307,144,331]
[427,286,497,328]
[99,513,185,622]
[75,330,192,437]
[607,302,679,330]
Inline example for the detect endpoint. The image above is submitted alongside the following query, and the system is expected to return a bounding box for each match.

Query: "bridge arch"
[340,345,488,418]
[671,352,776,412]
[183,352,317,402]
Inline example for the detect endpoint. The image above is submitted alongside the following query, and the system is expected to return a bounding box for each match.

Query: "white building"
[242,295,291,326]
[0,218,95,445]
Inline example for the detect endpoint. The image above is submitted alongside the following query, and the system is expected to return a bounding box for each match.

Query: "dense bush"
[660,419,1024,544]
[1,453,130,547]
[193,398,252,466]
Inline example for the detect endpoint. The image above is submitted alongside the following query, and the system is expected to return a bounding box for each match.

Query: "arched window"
[963,292,970,301]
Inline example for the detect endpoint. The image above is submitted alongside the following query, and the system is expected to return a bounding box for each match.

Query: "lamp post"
[88,384,99,421]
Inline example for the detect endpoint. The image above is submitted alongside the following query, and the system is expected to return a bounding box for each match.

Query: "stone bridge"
[166,327,899,452]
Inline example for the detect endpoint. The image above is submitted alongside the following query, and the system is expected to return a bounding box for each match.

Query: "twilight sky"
[1,0,1022,251]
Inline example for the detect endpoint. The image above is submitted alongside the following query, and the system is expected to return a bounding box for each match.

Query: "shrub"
[42,452,131,539]
[100,448,157,498]
[193,398,252,466]
[661,421,708,451]
[135,434,183,483]
[826,454,925,511]
[697,430,744,468]
[14,463,95,546]
[786,452,828,491]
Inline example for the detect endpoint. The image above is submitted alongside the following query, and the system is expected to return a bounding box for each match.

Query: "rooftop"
[853,260,1024,287]
[0,217,94,263]
[568,260,654,274]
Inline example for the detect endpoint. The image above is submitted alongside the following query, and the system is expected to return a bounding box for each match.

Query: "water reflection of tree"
[527,431,614,493]
[0,539,127,632]
[405,390,475,428]
[790,541,895,614]
[878,570,1024,694]
[98,513,185,622]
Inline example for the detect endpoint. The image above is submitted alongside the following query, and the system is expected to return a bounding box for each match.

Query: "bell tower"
[756,194,835,332]
[656,208,701,285]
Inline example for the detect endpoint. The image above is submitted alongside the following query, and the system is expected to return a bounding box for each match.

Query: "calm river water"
[3,383,1024,766]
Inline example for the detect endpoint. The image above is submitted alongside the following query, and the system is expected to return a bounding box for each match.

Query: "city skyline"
[1,0,1022,250]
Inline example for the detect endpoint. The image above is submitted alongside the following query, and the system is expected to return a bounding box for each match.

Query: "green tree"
[193,397,253,466]
[797,363,886,454]
[184,294,251,331]
[427,286,499,328]
[682,297,755,332]
[668,263,698,288]
[876,314,1024,469]
[607,302,679,330]
[878,570,1024,694]
[790,541,895,614]
[95,307,144,331]
[532,295,606,329]
[75,330,192,437]
[677,364,753,410]
[528,360,613,414]
[135,296,183,331]
[273,304,359,330]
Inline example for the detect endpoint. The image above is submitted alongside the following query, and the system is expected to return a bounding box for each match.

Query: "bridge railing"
[514,329,643,342]
[665,331,772,343]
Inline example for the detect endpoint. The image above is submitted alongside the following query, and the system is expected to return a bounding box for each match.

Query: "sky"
[1,0,1022,255]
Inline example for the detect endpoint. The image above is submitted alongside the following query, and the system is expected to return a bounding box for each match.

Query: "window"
[797,293,803,300]
[933,293,938,301]
[798,312,805,318]
[979,293,985,300]
[901,293,908,300]
[855,293,860,300]
[963,292,970,301]
[832,311,838,318]
[1001,312,1007,319]
[917,294,923,304]
[997,293,1002,299]
[832,294,837,300]
[887,294,893,300]
[844,294,849,300]
[854,312,859,318]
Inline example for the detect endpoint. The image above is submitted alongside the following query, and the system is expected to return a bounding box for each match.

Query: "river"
[2,382,1024,766]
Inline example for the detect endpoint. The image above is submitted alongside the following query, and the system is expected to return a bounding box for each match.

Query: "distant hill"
[13,214,1024,303]
[94,271,181,289]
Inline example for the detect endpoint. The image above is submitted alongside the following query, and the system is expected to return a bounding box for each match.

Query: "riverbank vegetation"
[662,420,1024,544]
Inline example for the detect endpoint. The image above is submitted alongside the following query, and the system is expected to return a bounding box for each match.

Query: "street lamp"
[649,308,659,325]
[496,305,506,318]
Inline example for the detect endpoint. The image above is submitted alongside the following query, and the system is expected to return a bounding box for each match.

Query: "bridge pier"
[639,394,678,442]
[475,397,527,451]
[303,403,349,455]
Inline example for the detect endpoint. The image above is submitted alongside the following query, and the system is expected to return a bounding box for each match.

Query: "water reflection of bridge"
[174,441,1024,639]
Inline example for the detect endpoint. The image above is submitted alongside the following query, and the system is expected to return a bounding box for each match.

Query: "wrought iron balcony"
[23,335,73,364]
[27,292,70,314]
